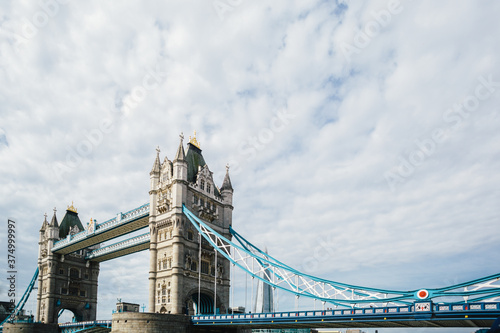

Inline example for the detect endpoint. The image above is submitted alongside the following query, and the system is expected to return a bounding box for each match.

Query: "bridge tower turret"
[220,165,234,229]
[148,132,233,315]
[148,146,161,312]
[36,205,99,324]
[172,133,188,183]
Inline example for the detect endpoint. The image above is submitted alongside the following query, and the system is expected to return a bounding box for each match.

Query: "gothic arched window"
[161,286,167,303]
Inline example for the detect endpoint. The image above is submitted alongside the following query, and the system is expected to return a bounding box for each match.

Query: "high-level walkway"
[51,203,149,255]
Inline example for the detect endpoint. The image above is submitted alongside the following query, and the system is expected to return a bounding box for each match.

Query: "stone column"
[148,222,158,312]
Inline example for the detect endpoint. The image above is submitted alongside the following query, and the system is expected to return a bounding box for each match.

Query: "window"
[61,288,68,295]
[187,230,194,241]
[207,183,211,194]
[201,261,209,274]
[200,198,204,208]
[161,286,167,303]
[59,268,64,275]
[84,273,89,280]
[167,289,171,303]
[200,180,205,191]
[70,268,79,279]
[79,290,86,297]
[191,261,197,271]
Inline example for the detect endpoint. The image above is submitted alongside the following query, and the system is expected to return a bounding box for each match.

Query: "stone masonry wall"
[2,322,59,333]
[111,312,191,333]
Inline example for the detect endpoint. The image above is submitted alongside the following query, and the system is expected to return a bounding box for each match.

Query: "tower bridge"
[2,132,499,333]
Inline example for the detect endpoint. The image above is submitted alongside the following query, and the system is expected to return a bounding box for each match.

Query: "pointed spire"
[151,146,161,174]
[174,133,185,161]
[220,164,233,191]
[40,213,48,232]
[49,208,59,228]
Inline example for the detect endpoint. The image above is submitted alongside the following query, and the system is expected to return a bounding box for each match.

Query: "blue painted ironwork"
[0,268,39,330]
[85,232,150,261]
[192,301,500,327]
[183,204,500,308]
[52,203,150,252]
[59,320,111,333]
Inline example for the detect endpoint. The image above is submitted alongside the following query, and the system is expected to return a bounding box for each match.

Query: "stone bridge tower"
[36,205,100,323]
[148,132,234,315]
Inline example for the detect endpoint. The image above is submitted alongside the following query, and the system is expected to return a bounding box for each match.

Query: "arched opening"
[57,308,82,324]
[191,293,214,315]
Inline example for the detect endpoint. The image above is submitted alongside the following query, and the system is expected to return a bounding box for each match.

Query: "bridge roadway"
[192,302,500,329]
[55,303,500,332]
[51,203,150,255]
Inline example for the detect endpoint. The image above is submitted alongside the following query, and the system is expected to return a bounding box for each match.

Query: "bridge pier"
[111,312,250,333]
[2,322,59,333]
[112,312,190,333]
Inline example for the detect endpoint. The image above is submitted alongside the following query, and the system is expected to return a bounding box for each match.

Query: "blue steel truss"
[0,268,38,329]
[183,205,500,308]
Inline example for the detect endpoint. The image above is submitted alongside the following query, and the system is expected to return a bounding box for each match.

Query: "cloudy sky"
[1,1,499,332]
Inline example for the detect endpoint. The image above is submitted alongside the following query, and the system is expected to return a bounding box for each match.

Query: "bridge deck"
[193,303,500,329]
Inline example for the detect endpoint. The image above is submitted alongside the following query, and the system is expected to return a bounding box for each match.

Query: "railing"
[52,203,150,251]
[85,232,150,260]
[192,302,500,323]
[59,320,112,328]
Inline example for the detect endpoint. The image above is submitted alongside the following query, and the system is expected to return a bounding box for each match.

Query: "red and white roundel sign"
[417,289,429,299]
